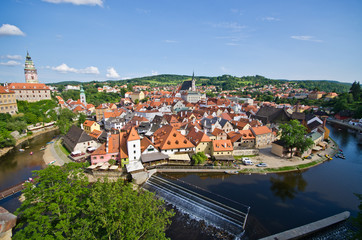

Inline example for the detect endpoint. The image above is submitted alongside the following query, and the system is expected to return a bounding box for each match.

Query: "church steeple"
[80,85,86,105]
[24,52,38,83]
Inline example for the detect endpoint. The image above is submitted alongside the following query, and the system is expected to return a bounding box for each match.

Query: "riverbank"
[0,126,59,158]
[239,138,339,174]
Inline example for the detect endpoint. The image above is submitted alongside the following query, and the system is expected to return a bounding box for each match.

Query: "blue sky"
[0,0,361,83]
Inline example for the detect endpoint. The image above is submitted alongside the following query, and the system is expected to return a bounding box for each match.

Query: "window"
[134,150,136,154]
[93,157,96,160]
[100,156,104,159]
[133,144,136,148]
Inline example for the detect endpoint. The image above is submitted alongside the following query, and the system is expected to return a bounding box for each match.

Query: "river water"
[164,124,362,239]
[0,130,58,212]
[0,125,360,239]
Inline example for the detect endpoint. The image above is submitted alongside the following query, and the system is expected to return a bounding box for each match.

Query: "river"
[0,125,360,239]
[0,130,58,212]
[163,124,362,239]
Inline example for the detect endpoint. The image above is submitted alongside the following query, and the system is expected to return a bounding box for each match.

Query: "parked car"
[242,158,253,165]
[256,163,268,167]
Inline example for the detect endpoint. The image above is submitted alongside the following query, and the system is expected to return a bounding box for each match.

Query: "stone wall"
[0,207,17,240]
[233,148,259,156]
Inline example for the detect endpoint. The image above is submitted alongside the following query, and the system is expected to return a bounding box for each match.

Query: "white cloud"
[151,70,158,76]
[52,63,100,74]
[262,17,280,22]
[1,55,22,60]
[291,35,322,42]
[136,8,150,14]
[106,67,120,79]
[0,24,25,37]
[42,0,103,7]
[0,60,21,66]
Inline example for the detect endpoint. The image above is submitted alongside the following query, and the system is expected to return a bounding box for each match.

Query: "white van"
[242,157,253,165]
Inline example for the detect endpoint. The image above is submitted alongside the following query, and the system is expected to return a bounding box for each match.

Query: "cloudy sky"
[0,0,361,83]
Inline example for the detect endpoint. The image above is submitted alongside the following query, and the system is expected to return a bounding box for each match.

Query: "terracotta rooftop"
[83,120,96,127]
[212,139,233,152]
[251,126,272,135]
[153,125,195,150]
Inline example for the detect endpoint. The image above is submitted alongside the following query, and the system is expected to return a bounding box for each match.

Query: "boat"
[48,160,56,165]
[40,146,46,151]
[46,141,54,145]
[19,149,25,152]
[224,170,239,175]
[29,152,33,155]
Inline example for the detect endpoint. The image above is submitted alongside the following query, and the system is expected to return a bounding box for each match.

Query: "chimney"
[152,136,154,143]
[181,111,183,117]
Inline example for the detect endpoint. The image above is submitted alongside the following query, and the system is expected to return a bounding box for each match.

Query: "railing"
[147,165,236,170]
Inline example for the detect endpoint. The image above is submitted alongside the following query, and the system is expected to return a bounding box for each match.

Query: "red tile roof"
[212,139,233,151]
[153,125,195,150]
[7,83,50,90]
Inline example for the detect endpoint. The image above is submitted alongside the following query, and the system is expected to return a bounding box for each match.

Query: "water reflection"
[269,171,307,201]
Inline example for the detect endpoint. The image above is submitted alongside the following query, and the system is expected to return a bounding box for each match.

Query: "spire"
[191,71,196,91]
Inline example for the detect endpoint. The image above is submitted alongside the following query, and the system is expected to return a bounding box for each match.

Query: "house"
[88,129,107,143]
[130,91,145,102]
[209,128,228,140]
[254,106,291,126]
[152,125,195,156]
[63,125,98,154]
[211,139,234,161]
[95,103,117,121]
[83,120,100,134]
[214,118,234,133]
[0,85,18,115]
[186,128,212,155]
[104,117,125,131]
[139,137,169,167]
[90,127,144,173]
[250,126,274,148]
[271,139,311,158]
[227,130,255,149]
[308,91,324,100]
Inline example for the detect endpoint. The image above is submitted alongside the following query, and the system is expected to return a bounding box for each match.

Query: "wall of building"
[0,93,18,115]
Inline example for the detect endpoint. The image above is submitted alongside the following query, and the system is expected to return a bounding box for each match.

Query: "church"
[179,72,205,103]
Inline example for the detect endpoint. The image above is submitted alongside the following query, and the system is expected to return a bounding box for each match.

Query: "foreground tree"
[14,163,174,240]
[278,120,314,157]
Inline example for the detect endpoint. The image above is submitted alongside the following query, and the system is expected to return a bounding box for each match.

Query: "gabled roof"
[250,126,272,135]
[186,128,211,146]
[63,125,93,151]
[153,125,195,150]
[239,129,255,139]
[212,139,233,151]
[83,120,96,127]
[227,131,243,143]
[127,127,140,141]
[0,85,14,94]
[211,128,226,137]
[140,137,156,152]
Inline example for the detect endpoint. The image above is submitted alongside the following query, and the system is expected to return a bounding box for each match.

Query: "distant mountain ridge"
[48,74,352,93]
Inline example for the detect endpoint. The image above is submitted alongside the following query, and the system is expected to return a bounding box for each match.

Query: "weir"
[143,174,250,238]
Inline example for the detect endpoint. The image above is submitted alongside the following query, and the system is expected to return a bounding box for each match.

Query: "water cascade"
[143,174,250,238]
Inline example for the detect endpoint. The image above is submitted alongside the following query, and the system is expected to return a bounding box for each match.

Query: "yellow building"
[0,85,18,115]
[130,91,145,102]
[211,139,233,157]
[83,120,100,134]
[186,129,212,155]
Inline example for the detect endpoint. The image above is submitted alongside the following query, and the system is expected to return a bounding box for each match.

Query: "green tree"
[350,81,361,101]
[77,113,87,128]
[134,99,139,104]
[192,152,208,165]
[14,163,174,240]
[57,108,76,134]
[278,120,314,157]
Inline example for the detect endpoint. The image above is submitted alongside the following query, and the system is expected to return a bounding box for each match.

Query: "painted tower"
[80,85,86,105]
[191,71,196,91]
[127,127,141,161]
[24,52,38,83]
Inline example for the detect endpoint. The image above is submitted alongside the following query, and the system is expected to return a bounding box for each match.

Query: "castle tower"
[127,127,141,162]
[80,85,86,105]
[191,71,196,91]
[24,52,39,83]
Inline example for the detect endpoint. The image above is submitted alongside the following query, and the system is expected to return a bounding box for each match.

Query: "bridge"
[143,174,250,238]
[0,181,27,200]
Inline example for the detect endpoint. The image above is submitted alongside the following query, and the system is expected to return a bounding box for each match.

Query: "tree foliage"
[14,162,174,240]
[278,120,314,156]
[192,152,208,165]
[56,108,76,134]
